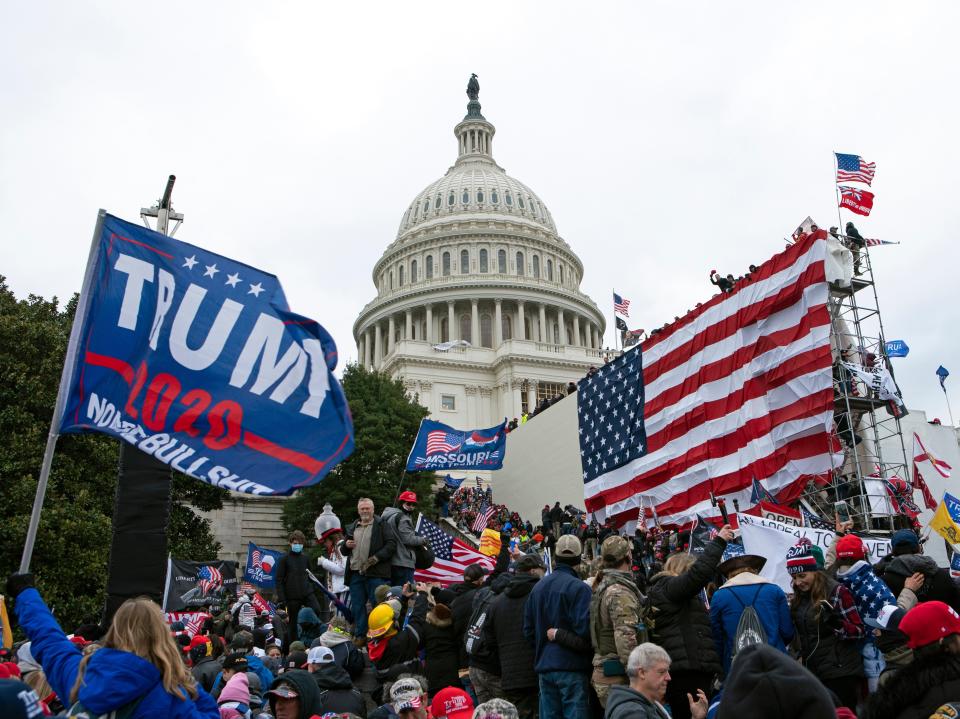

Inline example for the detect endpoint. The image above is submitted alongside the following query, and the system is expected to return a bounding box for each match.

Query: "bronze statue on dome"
[466,73,480,102]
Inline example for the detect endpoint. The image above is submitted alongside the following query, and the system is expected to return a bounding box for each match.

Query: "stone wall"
[196,495,290,567]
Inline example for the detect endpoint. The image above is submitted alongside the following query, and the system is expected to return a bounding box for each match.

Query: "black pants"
[663,670,714,719]
[503,688,539,719]
[284,593,323,650]
[821,675,860,710]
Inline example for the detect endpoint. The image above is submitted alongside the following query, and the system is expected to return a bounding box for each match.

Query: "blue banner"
[59,213,353,495]
[443,475,466,489]
[884,340,909,358]
[406,419,508,471]
[244,542,282,588]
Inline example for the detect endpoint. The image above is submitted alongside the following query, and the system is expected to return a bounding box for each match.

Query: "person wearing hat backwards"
[523,533,593,719]
[265,669,324,719]
[590,534,645,708]
[383,491,430,589]
[708,544,793,675]
[862,601,960,719]
[785,539,865,710]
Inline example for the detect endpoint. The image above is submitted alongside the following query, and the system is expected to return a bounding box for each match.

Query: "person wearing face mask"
[276,530,323,650]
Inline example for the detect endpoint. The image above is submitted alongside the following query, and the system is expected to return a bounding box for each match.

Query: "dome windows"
[476,189,484,204]
[442,252,451,277]
[423,199,430,215]
[460,249,469,274]
[559,264,564,285]
[518,195,525,209]
[480,314,493,348]
[479,249,488,273]
[399,265,405,286]
[491,190,499,204]
[460,314,472,344]
[533,255,540,279]
[516,251,525,276]
[448,192,455,206]
[426,255,434,279]
[497,249,506,274]
[435,194,442,209]
[462,190,470,205]
[505,191,513,206]
[411,259,418,283]
[547,259,554,281]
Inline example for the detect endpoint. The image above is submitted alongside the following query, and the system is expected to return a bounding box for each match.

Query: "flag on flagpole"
[750,478,776,505]
[913,432,952,511]
[930,492,960,546]
[839,186,875,216]
[613,292,631,317]
[835,153,877,186]
[414,515,495,586]
[938,366,950,391]
[864,238,898,247]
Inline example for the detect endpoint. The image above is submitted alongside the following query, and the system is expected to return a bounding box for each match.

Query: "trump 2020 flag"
[244,542,282,588]
[406,418,507,471]
[58,213,353,495]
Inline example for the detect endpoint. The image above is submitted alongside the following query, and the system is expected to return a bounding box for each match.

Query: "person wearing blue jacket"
[523,534,592,719]
[6,572,219,718]
[708,551,794,675]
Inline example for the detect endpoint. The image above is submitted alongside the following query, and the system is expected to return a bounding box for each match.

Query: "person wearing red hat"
[429,686,474,719]
[862,601,960,719]
[317,523,348,617]
[382,490,429,588]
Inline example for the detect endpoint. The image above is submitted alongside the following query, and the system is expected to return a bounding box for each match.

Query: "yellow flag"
[930,492,960,546]
[479,527,502,557]
[0,596,11,649]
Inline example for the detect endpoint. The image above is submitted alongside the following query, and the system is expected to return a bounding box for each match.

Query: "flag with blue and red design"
[750,478,776,505]
[839,186,875,216]
[414,514,495,586]
[407,418,508,471]
[835,153,877,186]
[800,505,833,530]
[244,541,282,588]
[57,213,354,495]
[163,558,237,611]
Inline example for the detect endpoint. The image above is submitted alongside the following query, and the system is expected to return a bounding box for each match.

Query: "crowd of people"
[4,488,960,719]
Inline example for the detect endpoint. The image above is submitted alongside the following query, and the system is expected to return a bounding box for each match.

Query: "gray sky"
[3,2,957,422]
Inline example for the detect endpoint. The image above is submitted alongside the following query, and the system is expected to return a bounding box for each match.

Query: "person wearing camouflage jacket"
[590,534,645,707]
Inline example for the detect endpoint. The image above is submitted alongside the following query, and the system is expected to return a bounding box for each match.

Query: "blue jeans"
[349,574,387,638]
[539,671,590,719]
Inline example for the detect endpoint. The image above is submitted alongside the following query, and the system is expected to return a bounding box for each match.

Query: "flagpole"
[944,386,956,428]
[833,152,845,232]
[612,288,619,354]
[20,210,106,573]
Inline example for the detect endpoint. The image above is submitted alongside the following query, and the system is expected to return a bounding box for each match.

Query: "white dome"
[397,164,558,238]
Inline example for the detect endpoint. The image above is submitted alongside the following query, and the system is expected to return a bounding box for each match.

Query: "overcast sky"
[3,2,958,423]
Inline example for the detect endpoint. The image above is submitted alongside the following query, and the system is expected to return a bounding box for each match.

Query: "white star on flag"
[248,282,264,297]
[204,264,220,278]
[183,255,198,270]
[225,272,241,288]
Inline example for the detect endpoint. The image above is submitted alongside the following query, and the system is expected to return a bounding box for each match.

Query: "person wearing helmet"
[367,582,429,679]
[383,490,429,588]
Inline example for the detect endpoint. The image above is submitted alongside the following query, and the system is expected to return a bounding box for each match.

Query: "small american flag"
[836,153,876,186]
[864,238,898,247]
[197,565,223,595]
[613,292,631,317]
[427,430,463,455]
[801,505,832,530]
[415,515,495,586]
[472,503,496,533]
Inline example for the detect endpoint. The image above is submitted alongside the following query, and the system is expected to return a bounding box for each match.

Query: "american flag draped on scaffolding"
[581,230,838,527]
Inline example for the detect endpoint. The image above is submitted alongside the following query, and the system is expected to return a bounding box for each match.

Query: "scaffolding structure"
[801,241,911,532]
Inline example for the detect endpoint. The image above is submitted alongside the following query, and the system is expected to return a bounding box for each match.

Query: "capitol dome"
[354,77,605,428]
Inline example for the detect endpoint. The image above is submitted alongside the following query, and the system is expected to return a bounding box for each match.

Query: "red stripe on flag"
[244,432,324,475]
[85,351,135,384]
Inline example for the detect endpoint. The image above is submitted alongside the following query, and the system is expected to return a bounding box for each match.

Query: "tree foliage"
[282,364,437,534]
[0,277,225,630]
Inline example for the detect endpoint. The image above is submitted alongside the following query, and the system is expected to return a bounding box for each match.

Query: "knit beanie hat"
[219,671,250,705]
[785,539,818,575]
[716,644,835,719]
[834,534,866,562]
[473,698,520,719]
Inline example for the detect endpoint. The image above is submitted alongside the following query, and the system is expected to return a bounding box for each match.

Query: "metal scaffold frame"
[801,243,911,532]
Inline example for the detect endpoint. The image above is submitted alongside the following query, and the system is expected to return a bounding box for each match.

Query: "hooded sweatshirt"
[320,627,365,680]
[218,672,250,716]
[267,670,323,719]
[604,685,670,719]
[876,554,960,612]
[14,588,218,719]
[312,663,366,717]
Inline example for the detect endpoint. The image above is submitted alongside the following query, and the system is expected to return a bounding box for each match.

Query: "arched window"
[442,252,451,277]
[559,264,564,284]
[566,323,574,345]
[423,199,430,215]
[399,265,404,286]
[462,190,470,205]
[498,249,506,274]
[460,314,472,344]
[533,255,541,278]
[547,259,554,281]
[524,317,532,341]
[460,249,469,274]
[505,191,513,206]
[448,192,455,206]
[479,249,488,273]
[502,314,513,341]
[516,252,525,276]
[411,259,418,283]
[477,189,484,204]
[435,194,442,209]
[440,317,449,343]
[426,255,434,279]
[518,195,526,209]
[480,314,492,348]
[492,189,499,204]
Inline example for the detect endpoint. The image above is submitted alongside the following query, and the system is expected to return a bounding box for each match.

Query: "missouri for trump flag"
[58,212,354,495]
[406,418,507,471]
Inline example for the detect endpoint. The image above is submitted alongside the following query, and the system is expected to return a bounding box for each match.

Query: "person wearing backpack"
[465,571,511,703]
[382,491,430,589]
[590,535,645,708]
[708,548,793,676]
[645,525,730,719]
[6,572,219,719]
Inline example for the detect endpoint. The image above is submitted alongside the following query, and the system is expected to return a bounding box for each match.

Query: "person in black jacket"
[646,526,731,719]
[486,554,545,719]
[275,530,323,650]
[874,529,960,613]
[367,583,429,681]
[306,646,367,717]
[341,498,399,642]
[420,602,462,699]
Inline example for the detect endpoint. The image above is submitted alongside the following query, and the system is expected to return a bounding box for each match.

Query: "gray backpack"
[731,586,767,658]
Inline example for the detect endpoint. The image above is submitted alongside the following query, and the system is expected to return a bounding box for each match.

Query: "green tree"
[0,277,226,630]
[282,364,437,534]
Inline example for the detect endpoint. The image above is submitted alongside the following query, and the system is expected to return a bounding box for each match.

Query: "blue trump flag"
[58,212,353,495]
[443,475,466,489]
[244,542,282,588]
[884,340,909,358]
[406,418,508,471]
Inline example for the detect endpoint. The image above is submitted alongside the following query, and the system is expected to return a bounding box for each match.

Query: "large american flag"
[472,503,496,533]
[427,430,463,455]
[414,515,495,586]
[835,153,876,186]
[582,231,837,528]
[613,292,631,317]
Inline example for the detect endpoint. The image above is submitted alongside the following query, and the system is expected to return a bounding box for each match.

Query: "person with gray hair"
[604,643,708,719]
